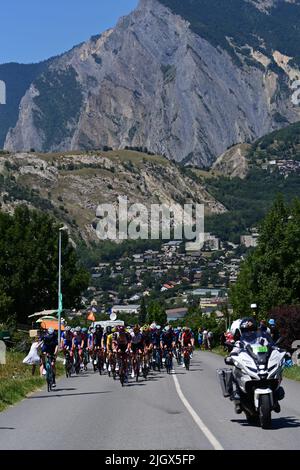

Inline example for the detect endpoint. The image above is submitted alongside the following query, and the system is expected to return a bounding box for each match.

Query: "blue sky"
[0,0,138,64]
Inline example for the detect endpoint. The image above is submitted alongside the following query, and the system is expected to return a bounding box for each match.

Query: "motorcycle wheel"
[259,395,272,429]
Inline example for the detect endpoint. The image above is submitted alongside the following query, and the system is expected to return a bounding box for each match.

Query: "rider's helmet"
[118,325,125,332]
[185,326,191,332]
[106,326,112,334]
[164,325,170,332]
[156,325,161,330]
[177,326,182,331]
[133,324,140,333]
[65,326,71,332]
[82,327,88,333]
[48,327,54,335]
[95,324,102,331]
[150,323,157,331]
[142,324,150,333]
[75,326,81,333]
[240,317,258,341]
[268,319,275,326]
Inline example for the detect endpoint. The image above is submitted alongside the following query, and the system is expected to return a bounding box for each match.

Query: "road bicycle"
[65,349,73,378]
[164,348,173,374]
[118,351,129,387]
[45,354,55,392]
[73,347,81,375]
[183,346,191,371]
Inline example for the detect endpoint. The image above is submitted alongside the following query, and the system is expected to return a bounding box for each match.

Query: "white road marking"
[172,373,224,450]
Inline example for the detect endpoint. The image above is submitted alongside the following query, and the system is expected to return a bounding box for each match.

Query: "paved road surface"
[0,352,299,450]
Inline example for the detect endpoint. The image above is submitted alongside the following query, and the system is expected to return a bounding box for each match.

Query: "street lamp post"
[58,227,67,348]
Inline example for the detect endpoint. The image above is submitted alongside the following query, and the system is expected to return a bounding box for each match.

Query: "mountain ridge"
[2,0,300,166]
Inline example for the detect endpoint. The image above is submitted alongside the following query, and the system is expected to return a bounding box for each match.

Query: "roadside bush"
[268,305,300,351]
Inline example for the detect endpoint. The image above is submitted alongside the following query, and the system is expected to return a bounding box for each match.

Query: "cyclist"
[115,325,131,353]
[141,324,152,368]
[40,327,58,387]
[130,324,144,378]
[150,323,162,368]
[160,325,176,369]
[102,325,113,369]
[91,324,104,368]
[181,327,194,366]
[72,326,84,364]
[115,326,131,382]
[61,326,73,364]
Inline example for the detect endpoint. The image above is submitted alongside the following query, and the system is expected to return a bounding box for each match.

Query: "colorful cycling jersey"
[42,333,58,355]
[106,333,115,349]
[61,331,73,348]
[73,334,83,348]
[88,333,93,348]
[182,331,193,345]
[131,331,143,345]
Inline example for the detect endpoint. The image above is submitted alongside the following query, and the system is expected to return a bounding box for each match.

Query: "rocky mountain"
[0,149,225,241]
[2,0,300,166]
[212,144,251,179]
[0,61,50,147]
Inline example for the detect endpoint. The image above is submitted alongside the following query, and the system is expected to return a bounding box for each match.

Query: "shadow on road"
[27,391,112,399]
[0,427,15,430]
[232,415,300,430]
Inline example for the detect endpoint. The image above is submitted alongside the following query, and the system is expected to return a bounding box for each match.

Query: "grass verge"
[0,351,63,412]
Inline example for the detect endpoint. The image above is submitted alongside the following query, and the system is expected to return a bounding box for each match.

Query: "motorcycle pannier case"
[217,368,233,397]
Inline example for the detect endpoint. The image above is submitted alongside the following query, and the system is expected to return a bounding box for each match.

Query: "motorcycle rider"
[227,317,284,413]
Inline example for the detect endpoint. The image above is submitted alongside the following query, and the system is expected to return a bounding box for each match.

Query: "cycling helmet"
[82,327,88,333]
[65,326,71,332]
[106,326,112,334]
[75,326,81,332]
[164,325,170,332]
[150,323,157,330]
[268,319,275,326]
[96,324,102,330]
[133,324,140,333]
[118,325,125,332]
[48,327,54,334]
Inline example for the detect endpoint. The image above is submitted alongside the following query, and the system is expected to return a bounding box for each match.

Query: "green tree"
[0,205,90,323]
[147,301,167,327]
[230,196,300,316]
[139,297,147,324]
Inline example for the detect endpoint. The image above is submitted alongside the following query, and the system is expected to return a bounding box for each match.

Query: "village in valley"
[75,230,259,323]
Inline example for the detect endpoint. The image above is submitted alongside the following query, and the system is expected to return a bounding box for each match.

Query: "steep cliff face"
[4,0,300,166]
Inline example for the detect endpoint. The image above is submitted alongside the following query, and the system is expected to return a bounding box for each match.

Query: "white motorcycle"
[218,340,286,429]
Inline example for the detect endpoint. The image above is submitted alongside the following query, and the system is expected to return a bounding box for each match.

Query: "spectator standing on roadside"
[198,328,203,350]
[207,330,214,351]
[202,328,208,350]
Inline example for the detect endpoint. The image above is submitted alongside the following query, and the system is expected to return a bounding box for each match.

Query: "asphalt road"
[0,351,300,450]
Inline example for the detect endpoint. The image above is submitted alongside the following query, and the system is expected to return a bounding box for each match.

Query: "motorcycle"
[217,340,286,429]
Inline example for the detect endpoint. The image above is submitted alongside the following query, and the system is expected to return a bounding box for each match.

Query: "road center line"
[172,373,224,450]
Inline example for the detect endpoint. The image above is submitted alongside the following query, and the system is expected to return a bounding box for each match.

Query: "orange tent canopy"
[39,320,65,331]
